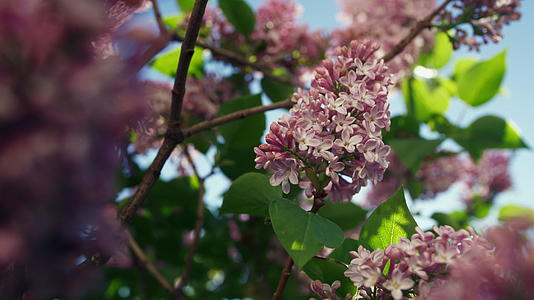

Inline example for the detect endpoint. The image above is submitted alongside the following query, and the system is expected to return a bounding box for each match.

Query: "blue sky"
[141,0,534,229]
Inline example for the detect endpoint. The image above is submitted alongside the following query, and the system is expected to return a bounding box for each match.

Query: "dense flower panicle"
[202,0,326,78]
[342,226,492,299]
[364,153,408,208]
[255,40,393,201]
[463,150,512,204]
[332,0,436,77]
[134,75,239,154]
[417,155,466,199]
[426,222,534,299]
[439,0,522,50]
[365,150,513,207]
[0,0,145,298]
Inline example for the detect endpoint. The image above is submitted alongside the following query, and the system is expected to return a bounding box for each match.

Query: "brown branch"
[150,0,166,34]
[119,0,208,225]
[182,99,291,138]
[127,231,177,297]
[170,0,209,122]
[119,137,178,224]
[172,34,299,87]
[272,257,294,300]
[381,0,453,63]
[175,147,206,295]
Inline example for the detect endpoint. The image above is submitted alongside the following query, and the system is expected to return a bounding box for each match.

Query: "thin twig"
[182,99,291,138]
[172,34,299,87]
[175,147,206,295]
[381,0,453,63]
[150,0,166,34]
[127,231,176,297]
[272,257,294,300]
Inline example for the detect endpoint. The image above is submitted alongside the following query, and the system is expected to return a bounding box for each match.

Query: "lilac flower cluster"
[439,0,522,50]
[0,0,145,298]
[417,155,467,199]
[254,40,393,201]
[342,226,491,300]
[463,150,512,204]
[365,150,512,208]
[332,0,436,77]
[202,0,326,78]
[134,75,239,154]
[427,222,534,299]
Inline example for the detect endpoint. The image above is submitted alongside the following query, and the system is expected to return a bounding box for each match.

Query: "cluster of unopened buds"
[254,40,393,201]
[311,226,492,300]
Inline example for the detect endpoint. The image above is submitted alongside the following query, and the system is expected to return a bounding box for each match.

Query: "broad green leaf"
[499,205,534,223]
[457,51,506,106]
[303,257,358,298]
[454,115,528,160]
[220,172,281,217]
[163,14,184,31]
[151,46,204,78]
[389,138,445,173]
[359,188,418,250]
[402,78,450,122]
[217,94,266,179]
[269,199,344,268]
[261,77,293,102]
[421,32,453,69]
[218,0,256,36]
[218,94,264,147]
[177,0,194,12]
[431,211,469,229]
[318,201,367,231]
[329,239,360,264]
[454,58,478,79]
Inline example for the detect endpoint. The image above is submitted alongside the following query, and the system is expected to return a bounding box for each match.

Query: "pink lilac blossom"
[438,0,522,50]
[0,0,145,298]
[254,40,393,201]
[309,280,346,300]
[427,222,534,299]
[463,150,512,204]
[202,0,326,79]
[417,154,467,199]
[134,75,239,154]
[364,152,408,208]
[332,0,436,77]
[343,226,492,299]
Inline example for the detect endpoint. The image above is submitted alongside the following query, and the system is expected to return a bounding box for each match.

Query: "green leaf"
[303,257,358,298]
[163,14,185,31]
[431,211,469,229]
[261,77,293,103]
[329,239,360,264]
[218,94,264,147]
[389,138,445,173]
[269,199,344,268]
[454,58,478,79]
[498,205,534,223]
[217,94,266,179]
[177,0,195,12]
[359,188,418,250]
[402,78,450,122]
[318,201,367,231]
[151,47,203,78]
[218,0,256,36]
[421,32,453,69]
[220,172,281,217]
[454,115,528,160]
[457,51,506,106]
